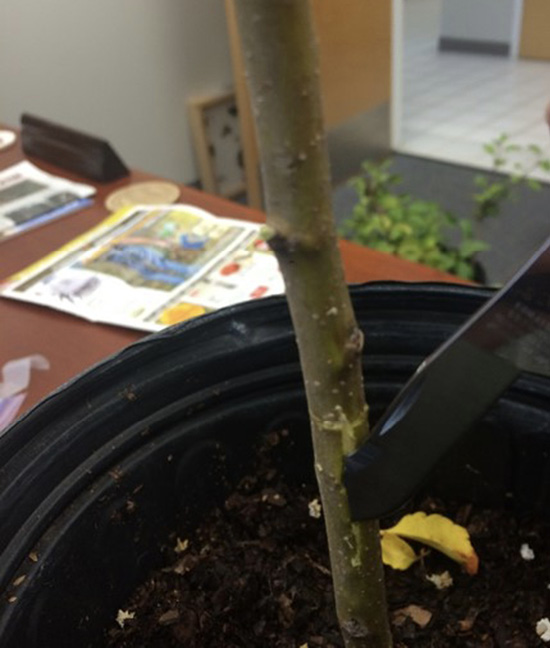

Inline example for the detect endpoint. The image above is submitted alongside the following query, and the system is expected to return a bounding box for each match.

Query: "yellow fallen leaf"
[383,512,479,575]
[380,530,418,570]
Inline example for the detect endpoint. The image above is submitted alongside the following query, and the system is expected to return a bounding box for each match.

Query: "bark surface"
[234,1,392,646]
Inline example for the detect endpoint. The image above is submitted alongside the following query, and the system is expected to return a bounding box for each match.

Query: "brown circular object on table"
[105,181,181,212]
[0,130,16,151]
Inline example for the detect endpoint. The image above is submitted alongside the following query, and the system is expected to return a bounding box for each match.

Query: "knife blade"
[344,236,550,520]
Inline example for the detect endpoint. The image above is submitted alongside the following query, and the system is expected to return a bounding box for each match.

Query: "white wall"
[404,0,443,42]
[0,0,234,183]
[440,0,516,43]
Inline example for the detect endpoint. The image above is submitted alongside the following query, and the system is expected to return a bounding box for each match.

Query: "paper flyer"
[1,204,284,331]
[0,161,95,241]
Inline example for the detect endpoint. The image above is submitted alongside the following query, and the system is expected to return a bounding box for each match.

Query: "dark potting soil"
[107,431,550,647]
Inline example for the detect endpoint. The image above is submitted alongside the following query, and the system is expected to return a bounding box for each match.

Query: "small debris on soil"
[425,570,453,590]
[308,498,322,519]
[521,543,536,561]
[115,610,135,629]
[173,538,189,554]
[158,610,180,627]
[392,604,432,629]
[536,618,550,642]
[107,432,550,647]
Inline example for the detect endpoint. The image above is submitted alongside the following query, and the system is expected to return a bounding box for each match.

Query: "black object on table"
[21,113,129,183]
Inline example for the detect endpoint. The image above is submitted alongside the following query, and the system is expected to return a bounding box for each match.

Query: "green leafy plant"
[341,135,550,282]
[340,159,487,280]
[474,134,550,221]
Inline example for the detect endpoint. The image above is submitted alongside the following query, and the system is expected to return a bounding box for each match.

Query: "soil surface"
[107,431,550,647]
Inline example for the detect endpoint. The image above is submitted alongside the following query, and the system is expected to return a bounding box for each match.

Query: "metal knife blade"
[344,236,550,521]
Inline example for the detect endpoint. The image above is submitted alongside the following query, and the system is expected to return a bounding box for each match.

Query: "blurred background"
[1,0,549,283]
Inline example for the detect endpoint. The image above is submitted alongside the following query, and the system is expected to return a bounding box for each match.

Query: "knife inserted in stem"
[344,236,550,521]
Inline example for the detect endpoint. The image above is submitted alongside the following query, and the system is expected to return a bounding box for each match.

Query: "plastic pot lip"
[0,281,498,515]
[0,281,493,482]
[2,280,491,438]
[0,285,484,472]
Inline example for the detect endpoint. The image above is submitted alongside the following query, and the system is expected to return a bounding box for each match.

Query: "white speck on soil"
[536,617,550,641]
[426,571,453,590]
[308,498,322,519]
[520,543,535,561]
[116,609,135,629]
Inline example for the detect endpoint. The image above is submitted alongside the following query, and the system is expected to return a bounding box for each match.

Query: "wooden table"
[0,130,462,418]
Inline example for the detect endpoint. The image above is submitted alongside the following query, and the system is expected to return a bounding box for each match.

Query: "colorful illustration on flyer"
[78,208,243,291]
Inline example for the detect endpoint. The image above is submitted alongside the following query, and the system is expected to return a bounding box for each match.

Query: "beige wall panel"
[520,0,550,60]
[311,0,391,126]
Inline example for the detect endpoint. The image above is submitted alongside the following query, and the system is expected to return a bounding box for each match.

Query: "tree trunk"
[233,1,392,646]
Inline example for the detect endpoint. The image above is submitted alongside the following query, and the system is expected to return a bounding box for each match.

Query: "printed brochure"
[1,204,284,331]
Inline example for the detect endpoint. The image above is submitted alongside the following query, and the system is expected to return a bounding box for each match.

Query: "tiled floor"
[400,37,550,180]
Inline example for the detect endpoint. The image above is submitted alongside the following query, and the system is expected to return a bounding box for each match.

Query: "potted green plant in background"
[340,135,550,282]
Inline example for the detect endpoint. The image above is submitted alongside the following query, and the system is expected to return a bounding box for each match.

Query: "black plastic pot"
[1,282,550,648]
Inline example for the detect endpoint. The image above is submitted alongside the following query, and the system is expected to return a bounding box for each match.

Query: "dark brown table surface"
[0,129,464,417]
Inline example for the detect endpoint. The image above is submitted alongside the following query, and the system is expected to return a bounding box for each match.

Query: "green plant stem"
[234,1,392,646]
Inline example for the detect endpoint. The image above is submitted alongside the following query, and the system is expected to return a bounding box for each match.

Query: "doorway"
[392,0,550,179]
